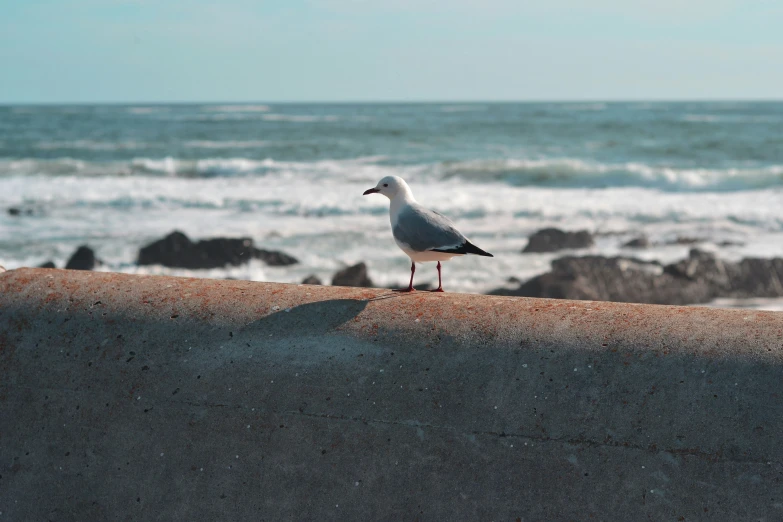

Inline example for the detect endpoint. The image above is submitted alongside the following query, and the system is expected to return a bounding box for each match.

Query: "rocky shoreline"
[489,249,783,305]
[28,227,783,307]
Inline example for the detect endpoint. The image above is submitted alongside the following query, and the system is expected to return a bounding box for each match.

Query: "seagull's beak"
[363,187,380,195]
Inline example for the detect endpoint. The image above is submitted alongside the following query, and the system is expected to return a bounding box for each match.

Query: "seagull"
[363,175,493,292]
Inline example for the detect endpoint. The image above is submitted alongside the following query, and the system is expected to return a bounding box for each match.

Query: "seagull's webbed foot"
[430,288,445,293]
[393,287,415,293]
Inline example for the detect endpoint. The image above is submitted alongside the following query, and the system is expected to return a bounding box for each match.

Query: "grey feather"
[393,203,466,252]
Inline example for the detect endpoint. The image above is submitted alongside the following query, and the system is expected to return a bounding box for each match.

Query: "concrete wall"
[1,268,782,520]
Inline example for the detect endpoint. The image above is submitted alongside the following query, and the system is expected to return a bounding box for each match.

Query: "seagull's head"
[363,175,411,200]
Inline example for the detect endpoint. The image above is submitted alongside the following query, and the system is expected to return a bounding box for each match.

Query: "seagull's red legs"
[432,261,445,292]
[394,261,416,292]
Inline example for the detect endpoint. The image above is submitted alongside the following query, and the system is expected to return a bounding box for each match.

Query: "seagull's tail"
[464,240,493,257]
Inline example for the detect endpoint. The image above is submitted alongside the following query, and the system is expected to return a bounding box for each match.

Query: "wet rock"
[138,231,195,267]
[622,236,650,249]
[8,207,31,217]
[38,261,56,269]
[332,263,373,287]
[522,228,594,253]
[492,249,783,305]
[503,255,713,305]
[255,249,298,267]
[8,206,36,217]
[671,249,783,299]
[668,236,702,245]
[729,257,783,298]
[137,231,298,269]
[301,275,322,285]
[194,237,258,267]
[65,246,97,271]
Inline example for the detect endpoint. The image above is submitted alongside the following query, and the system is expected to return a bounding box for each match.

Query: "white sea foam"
[183,140,272,149]
[127,107,169,114]
[178,112,341,122]
[1,158,90,176]
[704,298,783,311]
[167,113,266,122]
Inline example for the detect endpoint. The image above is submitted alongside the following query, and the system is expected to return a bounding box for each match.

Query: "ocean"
[2,102,783,307]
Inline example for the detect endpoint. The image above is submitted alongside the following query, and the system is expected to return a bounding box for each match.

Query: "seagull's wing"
[393,203,466,252]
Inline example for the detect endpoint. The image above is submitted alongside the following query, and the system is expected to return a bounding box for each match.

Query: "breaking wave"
[437,158,783,192]
[2,155,782,192]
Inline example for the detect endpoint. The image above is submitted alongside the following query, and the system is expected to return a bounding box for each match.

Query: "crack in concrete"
[285,410,780,467]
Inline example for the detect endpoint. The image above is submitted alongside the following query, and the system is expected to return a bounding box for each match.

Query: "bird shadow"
[216,297,378,368]
[236,298,370,339]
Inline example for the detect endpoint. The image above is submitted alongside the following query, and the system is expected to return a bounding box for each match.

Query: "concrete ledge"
[1,268,782,520]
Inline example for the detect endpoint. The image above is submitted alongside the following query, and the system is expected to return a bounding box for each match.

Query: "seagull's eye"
[383,183,388,187]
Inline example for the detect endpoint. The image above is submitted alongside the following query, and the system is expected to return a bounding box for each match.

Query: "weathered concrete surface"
[1,268,782,521]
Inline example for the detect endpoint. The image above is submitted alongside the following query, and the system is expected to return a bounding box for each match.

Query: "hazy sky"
[1,0,781,103]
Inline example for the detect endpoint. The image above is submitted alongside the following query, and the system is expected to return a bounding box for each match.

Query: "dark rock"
[489,254,703,305]
[664,249,722,280]
[515,255,711,305]
[722,257,783,298]
[38,261,56,269]
[138,231,194,267]
[332,263,373,288]
[492,249,783,305]
[663,249,783,299]
[193,237,257,268]
[668,236,702,245]
[137,231,298,269]
[622,236,650,249]
[8,206,35,217]
[301,275,322,285]
[65,246,97,271]
[255,249,298,267]
[522,228,594,253]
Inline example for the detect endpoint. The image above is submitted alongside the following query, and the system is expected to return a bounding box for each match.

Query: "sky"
[1,0,782,103]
